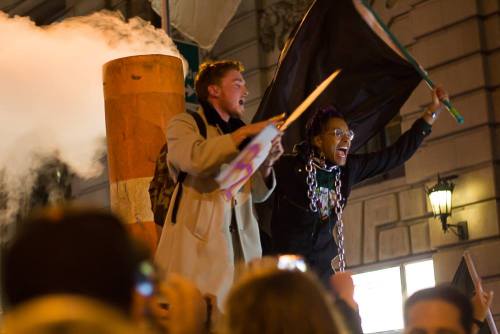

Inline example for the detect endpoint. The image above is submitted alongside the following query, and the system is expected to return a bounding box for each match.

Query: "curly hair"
[194,60,244,102]
[305,105,346,143]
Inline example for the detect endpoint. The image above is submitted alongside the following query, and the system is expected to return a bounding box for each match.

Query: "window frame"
[351,256,436,334]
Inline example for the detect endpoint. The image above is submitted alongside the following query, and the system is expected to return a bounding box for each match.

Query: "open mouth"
[238,98,245,106]
[336,147,349,157]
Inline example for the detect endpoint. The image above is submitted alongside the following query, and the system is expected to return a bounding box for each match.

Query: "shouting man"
[155,60,283,307]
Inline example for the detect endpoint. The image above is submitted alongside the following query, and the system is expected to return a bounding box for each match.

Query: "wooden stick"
[280,69,341,131]
[358,0,464,124]
[464,251,498,334]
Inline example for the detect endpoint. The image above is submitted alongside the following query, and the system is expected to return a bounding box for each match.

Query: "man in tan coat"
[155,60,283,308]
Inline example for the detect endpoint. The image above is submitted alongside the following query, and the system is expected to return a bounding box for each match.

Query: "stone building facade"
[3,0,498,327]
[71,0,500,327]
[209,0,500,327]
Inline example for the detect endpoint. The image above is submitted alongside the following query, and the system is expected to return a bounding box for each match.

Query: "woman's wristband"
[425,107,437,120]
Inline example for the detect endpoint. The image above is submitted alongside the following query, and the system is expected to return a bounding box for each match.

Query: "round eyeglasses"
[326,128,355,140]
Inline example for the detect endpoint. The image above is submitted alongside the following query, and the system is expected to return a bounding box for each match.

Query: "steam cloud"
[0,10,186,223]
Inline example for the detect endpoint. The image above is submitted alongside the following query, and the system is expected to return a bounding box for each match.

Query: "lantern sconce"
[426,175,468,240]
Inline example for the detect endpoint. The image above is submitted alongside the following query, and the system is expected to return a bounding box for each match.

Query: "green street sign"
[174,40,199,108]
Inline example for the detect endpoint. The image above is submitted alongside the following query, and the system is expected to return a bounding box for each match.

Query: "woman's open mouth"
[336,147,348,158]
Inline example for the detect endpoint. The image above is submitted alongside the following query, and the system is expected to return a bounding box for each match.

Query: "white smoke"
[0,10,187,222]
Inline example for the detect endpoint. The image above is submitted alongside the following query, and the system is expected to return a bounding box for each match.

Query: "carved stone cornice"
[258,0,313,52]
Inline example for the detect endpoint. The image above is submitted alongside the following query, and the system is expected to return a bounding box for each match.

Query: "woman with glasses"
[268,87,448,285]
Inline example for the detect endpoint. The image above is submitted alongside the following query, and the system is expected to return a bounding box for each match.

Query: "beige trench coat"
[154,109,275,308]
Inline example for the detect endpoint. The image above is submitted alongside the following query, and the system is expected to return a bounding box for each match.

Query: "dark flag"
[253,0,421,152]
[452,253,497,334]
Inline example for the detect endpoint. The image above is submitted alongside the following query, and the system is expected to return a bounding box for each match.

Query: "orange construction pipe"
[103,54,184,253]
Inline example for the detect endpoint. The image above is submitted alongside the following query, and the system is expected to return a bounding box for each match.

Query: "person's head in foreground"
[2,206,141,316]
[223,267,344,334]
[1,295,139,334]
[404,285,473,334]
[306,105,353,166]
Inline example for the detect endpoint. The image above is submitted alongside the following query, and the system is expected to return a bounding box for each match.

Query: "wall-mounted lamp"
[427,175,468,240]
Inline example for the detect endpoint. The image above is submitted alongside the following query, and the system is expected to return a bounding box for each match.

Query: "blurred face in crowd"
[405,299,467,334]
[313,117,353,166]
[208,69,248,119]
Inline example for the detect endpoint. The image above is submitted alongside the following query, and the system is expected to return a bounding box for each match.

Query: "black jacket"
[269,118,432,283]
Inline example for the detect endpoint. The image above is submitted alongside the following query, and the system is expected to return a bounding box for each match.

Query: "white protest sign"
[216,125,279,200]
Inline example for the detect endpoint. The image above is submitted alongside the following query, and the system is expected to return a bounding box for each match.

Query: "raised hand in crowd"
[156,274,208,334]
[330,271,363,334]
[330,271,358,311]
[471,286,494,334]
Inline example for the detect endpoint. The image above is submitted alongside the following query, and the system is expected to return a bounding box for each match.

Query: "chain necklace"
[306,153,319,212]
[333,170,346,272]
[305,153,346,272]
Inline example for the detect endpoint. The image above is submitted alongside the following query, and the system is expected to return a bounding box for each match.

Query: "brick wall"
[344,0,500,326]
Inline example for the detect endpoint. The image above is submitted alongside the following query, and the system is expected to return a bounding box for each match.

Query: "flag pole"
[359,0,464,124]
[161,0,171,36]
[464,251,499,334]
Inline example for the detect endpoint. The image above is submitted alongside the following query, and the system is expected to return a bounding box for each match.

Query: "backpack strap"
[187,110,207,138]
[171,110,207,223]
